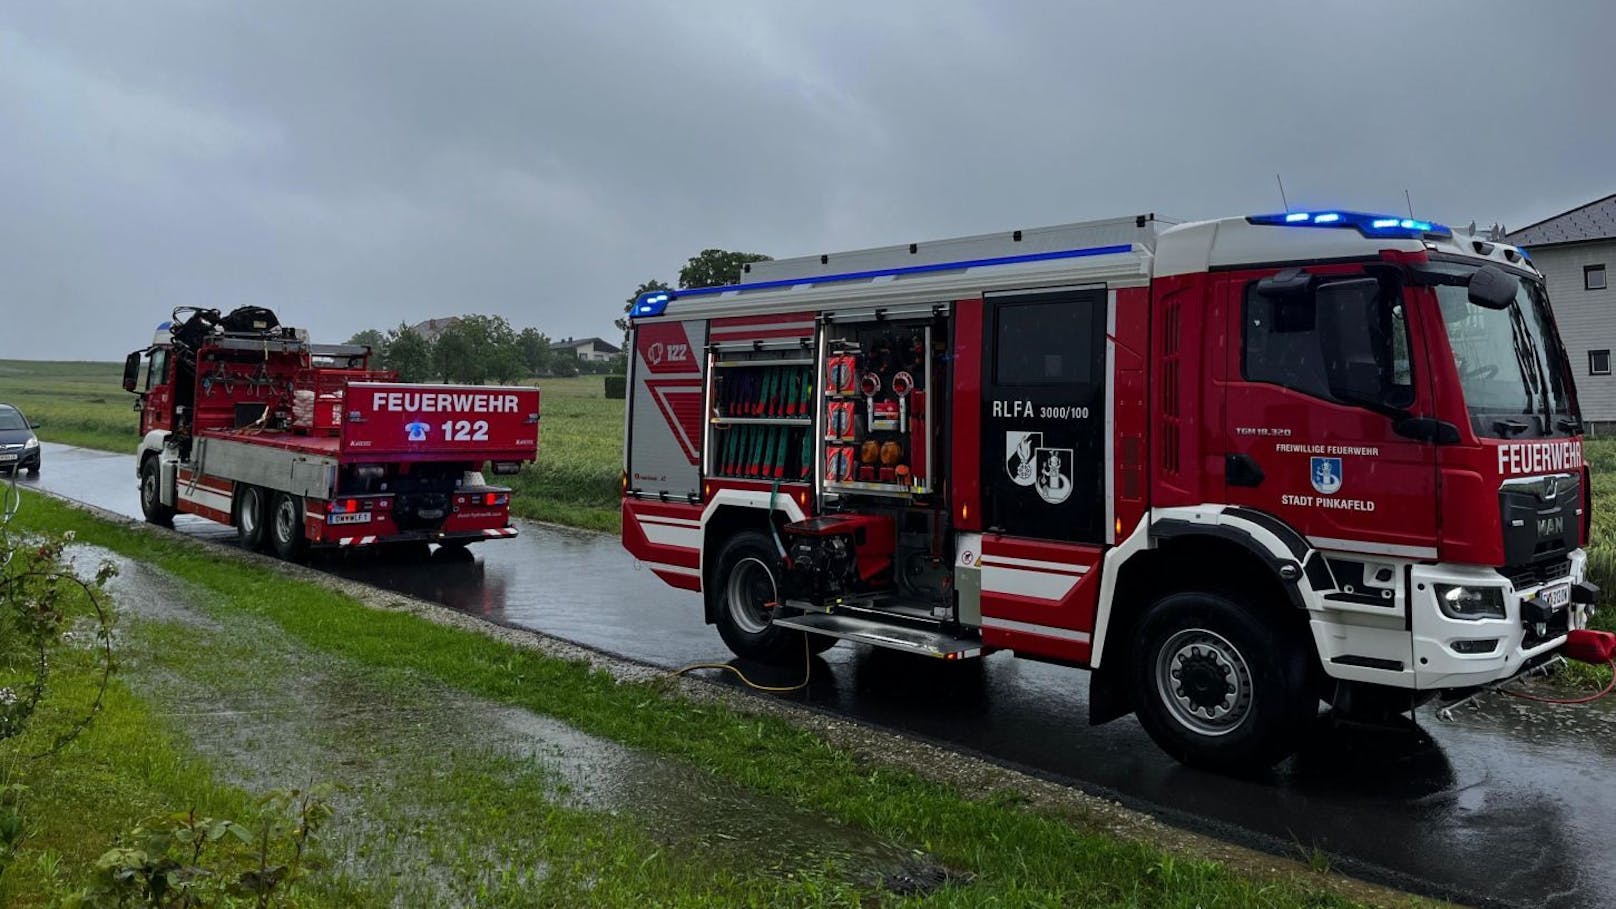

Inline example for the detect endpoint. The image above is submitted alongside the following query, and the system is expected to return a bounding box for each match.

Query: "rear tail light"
[326,498,374,514]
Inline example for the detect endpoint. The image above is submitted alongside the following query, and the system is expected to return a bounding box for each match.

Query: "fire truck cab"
[621,211,1596,769]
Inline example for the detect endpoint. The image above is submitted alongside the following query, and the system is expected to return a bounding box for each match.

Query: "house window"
[1588,264,1608,291]
[1590,350,1612,376]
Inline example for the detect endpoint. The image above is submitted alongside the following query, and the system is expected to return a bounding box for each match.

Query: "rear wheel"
[234,485,268,551]
[1132,590,1317,771]
[269,491,308,561]
[711,531,836,662]
[138,456,175,527]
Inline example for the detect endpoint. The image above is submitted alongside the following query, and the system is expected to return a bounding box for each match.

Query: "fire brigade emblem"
[1310,457,1343,495]
[405,420,429,442]
[1005,431,1042,487]
[1035,447,1073,504]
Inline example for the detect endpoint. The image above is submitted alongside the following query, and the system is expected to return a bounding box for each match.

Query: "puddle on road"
[89,547,930,903]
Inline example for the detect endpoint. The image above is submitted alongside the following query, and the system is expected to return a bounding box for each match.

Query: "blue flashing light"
[627,243,1134,318]
[632,291,671,317]
[1248,210,1452,240]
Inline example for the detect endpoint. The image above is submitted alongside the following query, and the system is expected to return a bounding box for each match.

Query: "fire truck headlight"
[1435,584,1507,621]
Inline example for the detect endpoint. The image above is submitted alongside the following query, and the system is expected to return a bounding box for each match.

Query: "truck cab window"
[145,349,168,392]
[1243,277,1413,407]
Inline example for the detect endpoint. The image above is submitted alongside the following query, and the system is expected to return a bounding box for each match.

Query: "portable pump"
[780,514,896,604]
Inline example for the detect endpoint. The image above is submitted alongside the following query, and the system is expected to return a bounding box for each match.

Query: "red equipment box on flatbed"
[341,382,541,462]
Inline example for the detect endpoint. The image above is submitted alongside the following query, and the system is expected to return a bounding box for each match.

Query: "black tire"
[269,491,309,561]
[25,466,38,478]
[1131,590,1317,772]
[234,485,269,551]
[138,456,175,526]
[710,531,836,662]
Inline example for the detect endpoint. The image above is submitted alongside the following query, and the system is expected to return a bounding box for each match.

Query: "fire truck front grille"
[1503,558,1571,591]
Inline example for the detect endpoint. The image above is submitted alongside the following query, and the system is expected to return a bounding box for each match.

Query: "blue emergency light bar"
[1248,210,1452,240]
[631,242,1135,317]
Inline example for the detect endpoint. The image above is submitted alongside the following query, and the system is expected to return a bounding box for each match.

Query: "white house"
[1507,193,1616,429]
[551,336,622,363]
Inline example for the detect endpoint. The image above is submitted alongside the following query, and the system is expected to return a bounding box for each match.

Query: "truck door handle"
[1225,454,1265,488]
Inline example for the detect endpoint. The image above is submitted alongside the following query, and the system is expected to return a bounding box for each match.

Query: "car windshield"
[0,409,26,431]
[1432,264,1578,439]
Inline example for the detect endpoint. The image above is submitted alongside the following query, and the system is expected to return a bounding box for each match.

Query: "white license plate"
[1538,583,1571,610]
[0,454,15,462]
[329,512,372,525]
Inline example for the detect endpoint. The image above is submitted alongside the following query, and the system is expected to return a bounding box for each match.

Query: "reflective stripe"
[1306,536,1437,560]
[981,616,1093,643]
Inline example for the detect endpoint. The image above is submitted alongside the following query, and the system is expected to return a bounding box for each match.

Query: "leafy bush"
[55,788,332,909]
[603,375,626,400]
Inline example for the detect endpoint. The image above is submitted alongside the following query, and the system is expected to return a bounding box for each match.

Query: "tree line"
[346,249,773,385]
[346,315,618,384]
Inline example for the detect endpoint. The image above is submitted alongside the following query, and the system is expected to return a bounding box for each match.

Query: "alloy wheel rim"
[275,499,296,543]
[1155,628,1255,737]
[725,556,777,635]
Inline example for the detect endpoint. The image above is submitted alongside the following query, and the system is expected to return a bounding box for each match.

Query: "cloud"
[1,0,1612,359]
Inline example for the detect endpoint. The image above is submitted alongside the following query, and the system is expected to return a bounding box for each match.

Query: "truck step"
[772,612,983,660]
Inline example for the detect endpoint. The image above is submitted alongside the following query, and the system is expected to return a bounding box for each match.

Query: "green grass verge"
[0,594,260,904]
[11,491,1385,908]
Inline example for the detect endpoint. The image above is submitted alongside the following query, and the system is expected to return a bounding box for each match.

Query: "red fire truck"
[122,306,539,559]
[621,210,1600,769]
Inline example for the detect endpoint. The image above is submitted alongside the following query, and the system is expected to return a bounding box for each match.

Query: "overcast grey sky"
[2,1,1612,360]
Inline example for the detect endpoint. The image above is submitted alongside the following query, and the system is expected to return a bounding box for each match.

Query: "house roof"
[406,316,461,341]
[551,337,620,353]
[1506,192,1616,248]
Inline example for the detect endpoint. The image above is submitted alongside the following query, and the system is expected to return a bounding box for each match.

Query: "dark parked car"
[0,404,41,476]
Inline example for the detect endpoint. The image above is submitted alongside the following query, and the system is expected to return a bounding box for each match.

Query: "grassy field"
[0,360,624,532]
[2,492,1394,907]
[0,360,137,452]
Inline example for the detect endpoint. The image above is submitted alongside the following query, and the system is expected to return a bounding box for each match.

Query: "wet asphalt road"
[21,442,1616,908]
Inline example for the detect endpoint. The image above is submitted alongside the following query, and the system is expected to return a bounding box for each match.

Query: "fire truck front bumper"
[1409,548,1596,690]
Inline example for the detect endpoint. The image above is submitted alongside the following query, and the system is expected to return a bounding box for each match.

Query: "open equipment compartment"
[703,349,815,483]
[816,318,938,498]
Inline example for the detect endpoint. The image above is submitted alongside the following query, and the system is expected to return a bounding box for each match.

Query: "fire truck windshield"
[1430,264,1578,439]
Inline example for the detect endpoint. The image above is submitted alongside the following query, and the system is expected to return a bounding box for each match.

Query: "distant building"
[407,317,461,342]
[551,336,622,363]
[1507,193,1616,427]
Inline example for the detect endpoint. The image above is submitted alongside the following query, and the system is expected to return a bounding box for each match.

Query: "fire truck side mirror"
[1467,264,1519,310]
[122,351,143,394]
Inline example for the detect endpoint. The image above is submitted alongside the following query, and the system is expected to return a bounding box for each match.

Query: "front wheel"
[269,491,309,561]
[139,456,175,527]
[1131,590,1318,772]
[710,530,836,662]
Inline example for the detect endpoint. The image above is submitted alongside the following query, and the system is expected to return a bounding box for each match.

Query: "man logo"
[1310,457,1343,495]
[1538,515,1565,538]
